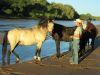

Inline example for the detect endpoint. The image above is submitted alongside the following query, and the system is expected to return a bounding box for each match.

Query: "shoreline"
[0,17,72,21]
[0,18,100,21]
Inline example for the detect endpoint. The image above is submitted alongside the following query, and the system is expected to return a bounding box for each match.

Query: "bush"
[3,9,12,15]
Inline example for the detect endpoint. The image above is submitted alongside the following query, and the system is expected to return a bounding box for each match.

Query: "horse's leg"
[37,43,42,61]
[91,37,95,50]
[12,51,20,63]
[54,33,60,58]
[79,44,82,57]
[34,49,41,61]
[7,43,17,64]
[79,43,85,57]
[87,39,90,49]
[7,49,11,65]
[56,40,60,58]
[2,32,8,65]
[12,43,20,63]
[34,43,42,61]
[37,49,41,61]
[69,41,73,51]
[34,50,38,60]
[8,51,19,64]
[2,46,7,65]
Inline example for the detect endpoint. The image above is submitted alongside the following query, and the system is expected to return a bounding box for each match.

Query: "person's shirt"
[73,26,82,39]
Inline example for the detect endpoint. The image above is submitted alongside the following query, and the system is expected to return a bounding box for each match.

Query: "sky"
[47,0,100,16]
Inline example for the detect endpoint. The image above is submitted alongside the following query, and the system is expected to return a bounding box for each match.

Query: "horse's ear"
[52,20,54,22]
[48,19,54,23]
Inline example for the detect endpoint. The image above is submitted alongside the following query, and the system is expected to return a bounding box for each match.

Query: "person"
[70,19,83,64]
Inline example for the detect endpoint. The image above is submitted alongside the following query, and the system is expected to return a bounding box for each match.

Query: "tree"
[0,0,79,19]
[80,13,93,20]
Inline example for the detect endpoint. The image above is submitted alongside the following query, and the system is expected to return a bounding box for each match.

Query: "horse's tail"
[2,31,8,65]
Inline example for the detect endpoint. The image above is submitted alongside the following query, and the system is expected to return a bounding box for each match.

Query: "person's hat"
[74,19,82,23]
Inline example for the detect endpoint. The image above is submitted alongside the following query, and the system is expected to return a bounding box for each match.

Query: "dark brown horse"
[51,23,77,58]
[79,20,98,56]
[86,21,98,49]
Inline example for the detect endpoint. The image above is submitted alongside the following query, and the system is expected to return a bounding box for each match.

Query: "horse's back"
[7,26,47,45]
[52,23,66,38]
[7,28,34,45]
[52,23,76,41]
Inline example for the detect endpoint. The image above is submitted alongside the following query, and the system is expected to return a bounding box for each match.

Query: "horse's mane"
[38,18,49,28]
[54,23,64,27]
[53,23,76,29]
[53,23,66,30]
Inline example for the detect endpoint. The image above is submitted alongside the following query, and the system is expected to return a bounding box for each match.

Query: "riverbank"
[0,25,100,75]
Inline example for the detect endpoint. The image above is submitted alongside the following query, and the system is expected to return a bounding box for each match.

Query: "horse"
[79,20,98,56]
[2,19,54,65]
[79,30,90,56]
[51,23,77,58]
[86,21,98,49]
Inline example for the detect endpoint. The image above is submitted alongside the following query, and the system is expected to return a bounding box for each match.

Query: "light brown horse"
[2,19,54,65]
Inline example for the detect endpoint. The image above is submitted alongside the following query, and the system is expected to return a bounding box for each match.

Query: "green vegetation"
[0,0,79,19]
[80,13,100,20]
[0,0,100,20]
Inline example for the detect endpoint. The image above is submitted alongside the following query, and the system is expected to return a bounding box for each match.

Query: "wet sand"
[0,25,100,75]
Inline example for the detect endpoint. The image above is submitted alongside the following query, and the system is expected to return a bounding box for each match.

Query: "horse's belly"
[62,35,71,41]
[19,40,35,45]
[19,42,35,45]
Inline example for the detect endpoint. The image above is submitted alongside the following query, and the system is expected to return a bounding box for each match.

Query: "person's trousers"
[70,39,80,64]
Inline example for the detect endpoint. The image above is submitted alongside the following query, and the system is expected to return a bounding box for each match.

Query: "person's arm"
[70,34,80,39]
[73,34,80,38]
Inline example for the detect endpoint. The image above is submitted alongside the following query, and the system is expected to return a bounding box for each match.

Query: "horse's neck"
[40,27,48,34]
[32,26,48,35]
[86,22,95,31]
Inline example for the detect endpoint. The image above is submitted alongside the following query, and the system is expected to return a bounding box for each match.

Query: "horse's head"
[47,19,54,33]
[38,18,54,34]
[39,18,48,28]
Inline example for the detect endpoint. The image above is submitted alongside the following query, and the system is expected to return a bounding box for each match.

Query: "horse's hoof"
[16,58,20,63]
[7,62,10,65]
[57,55,60,59]
[34,60,39,64]
[16,60,20,63]
[37,57,41,61]
[34,60,43,65]
[91,47,94,50]
[7,59,10,65]
[34,56,37,60]
[2,62,6,66]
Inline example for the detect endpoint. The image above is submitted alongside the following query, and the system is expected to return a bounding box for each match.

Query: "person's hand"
[70,35,73,39]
